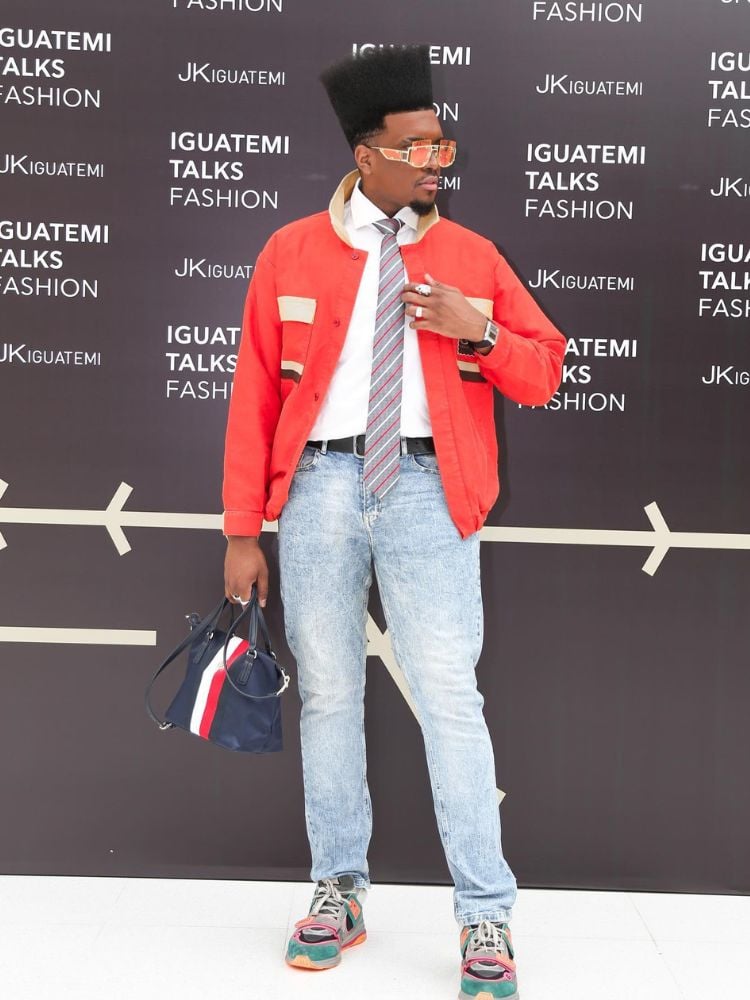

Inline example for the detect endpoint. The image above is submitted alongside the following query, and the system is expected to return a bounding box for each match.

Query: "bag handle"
[144,595,231,729]
[221,586,290,701]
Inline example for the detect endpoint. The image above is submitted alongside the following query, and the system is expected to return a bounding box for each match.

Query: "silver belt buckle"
[353,433,366,458]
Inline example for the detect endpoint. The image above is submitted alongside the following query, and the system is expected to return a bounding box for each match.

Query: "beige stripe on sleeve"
[277,295,317,324]
[466,297,493,319]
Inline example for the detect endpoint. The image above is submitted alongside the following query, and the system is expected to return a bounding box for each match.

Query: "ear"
[354,142,374,176]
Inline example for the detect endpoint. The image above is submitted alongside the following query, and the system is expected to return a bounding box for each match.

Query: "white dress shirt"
[308,177,433,439]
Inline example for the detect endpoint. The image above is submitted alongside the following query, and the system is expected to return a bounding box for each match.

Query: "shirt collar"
[348,176,419,232]
[330,168,439,247]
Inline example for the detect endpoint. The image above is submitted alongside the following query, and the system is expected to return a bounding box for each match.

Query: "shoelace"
[466,920,510,979]
[471,918,506,952]
[295,878,354,943]
[310,878,346,919]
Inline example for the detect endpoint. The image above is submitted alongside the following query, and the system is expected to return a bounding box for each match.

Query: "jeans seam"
[361,566,373,828]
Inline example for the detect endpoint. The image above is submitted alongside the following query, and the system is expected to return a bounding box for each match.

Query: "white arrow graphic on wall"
[5,477,746,806]
[0,479,217,556]
[1,479,749,576]
[0,480,505,796]
[481,501,750,577]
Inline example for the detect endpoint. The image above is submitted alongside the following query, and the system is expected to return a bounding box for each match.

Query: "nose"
[420,148,441,178]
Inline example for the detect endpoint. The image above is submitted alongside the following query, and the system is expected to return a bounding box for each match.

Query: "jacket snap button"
[351,252,360,260]
[314,392,319,401]
[333,318,341,327]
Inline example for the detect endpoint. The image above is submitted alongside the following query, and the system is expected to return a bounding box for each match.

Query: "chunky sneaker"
[285,875,367,970]
[459,919,519,1000]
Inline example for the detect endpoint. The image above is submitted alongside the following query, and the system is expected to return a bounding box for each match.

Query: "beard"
[408,196,436,217]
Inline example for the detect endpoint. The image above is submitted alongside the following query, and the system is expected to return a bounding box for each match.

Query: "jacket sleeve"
[222,242,282,537]
[474,251,567,405]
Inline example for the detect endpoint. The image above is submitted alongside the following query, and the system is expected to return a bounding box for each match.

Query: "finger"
[257,568,269,607]
[401,290,438,305]
[424,272,441,287]
[229,578,254,605]
[409,321,458,337]
[405,280,440,298]
[405,303,432,317]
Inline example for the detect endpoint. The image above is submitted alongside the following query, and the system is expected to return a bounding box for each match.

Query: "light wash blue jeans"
[277,439,517,925]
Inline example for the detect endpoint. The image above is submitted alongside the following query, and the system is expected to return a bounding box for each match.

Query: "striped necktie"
[363,217,406,498]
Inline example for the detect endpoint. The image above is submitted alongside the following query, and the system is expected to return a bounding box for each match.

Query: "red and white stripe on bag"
[189,637,248,739]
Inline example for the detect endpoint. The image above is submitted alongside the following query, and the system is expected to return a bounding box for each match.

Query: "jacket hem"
[223,510,265,537]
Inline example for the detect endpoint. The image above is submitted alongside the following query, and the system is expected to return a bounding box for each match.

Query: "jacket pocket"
[278,296,316,383]
[457,297,492,382]
[456,346,488,383]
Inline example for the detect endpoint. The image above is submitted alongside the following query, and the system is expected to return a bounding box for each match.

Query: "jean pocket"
[294,444,320,472]
[411,452,440,474]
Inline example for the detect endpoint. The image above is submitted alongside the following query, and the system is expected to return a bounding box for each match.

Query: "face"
[354,108,444,217]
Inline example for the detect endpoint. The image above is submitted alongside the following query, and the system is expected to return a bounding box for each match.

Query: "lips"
[417,176,439,190]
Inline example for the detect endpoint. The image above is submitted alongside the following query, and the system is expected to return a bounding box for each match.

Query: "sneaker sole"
[458,989,520,1000]
[285,930,367,971]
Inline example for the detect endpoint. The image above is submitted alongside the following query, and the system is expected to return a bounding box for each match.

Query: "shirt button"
[314,392,319,401]
[333,318,341,327]
[351,252,360,260]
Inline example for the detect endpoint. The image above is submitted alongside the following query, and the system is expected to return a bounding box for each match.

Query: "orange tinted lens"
[408,145,433,167]
[438,144,456,167]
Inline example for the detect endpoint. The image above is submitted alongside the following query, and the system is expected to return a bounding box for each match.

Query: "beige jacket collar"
[328,168,440,247]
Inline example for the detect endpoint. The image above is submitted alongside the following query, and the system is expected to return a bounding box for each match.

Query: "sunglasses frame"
[367,138,457,169]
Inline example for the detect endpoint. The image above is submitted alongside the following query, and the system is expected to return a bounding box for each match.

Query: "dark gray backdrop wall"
[1,0,748,893]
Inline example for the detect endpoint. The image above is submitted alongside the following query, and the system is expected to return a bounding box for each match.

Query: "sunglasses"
[367,138,457,169]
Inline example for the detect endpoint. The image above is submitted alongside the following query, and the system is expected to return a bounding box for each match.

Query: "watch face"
[476,321,498,349]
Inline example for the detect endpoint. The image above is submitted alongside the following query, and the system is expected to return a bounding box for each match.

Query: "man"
[223,44,566,1000]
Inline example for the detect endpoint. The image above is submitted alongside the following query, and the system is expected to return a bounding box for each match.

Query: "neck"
[359,176,401,217]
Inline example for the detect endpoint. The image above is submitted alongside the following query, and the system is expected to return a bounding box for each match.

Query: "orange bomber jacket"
[222,169,567,541]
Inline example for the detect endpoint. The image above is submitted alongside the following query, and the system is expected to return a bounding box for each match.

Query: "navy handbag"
[145,586,290,753]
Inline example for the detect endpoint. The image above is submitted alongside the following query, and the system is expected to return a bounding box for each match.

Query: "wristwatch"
[475,318,499,352]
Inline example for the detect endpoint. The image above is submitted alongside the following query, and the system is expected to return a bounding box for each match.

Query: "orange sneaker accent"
[342,930,367,950]
[286,955,321,970]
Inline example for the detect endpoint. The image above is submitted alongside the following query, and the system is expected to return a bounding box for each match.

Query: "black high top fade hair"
[319,44,434,151]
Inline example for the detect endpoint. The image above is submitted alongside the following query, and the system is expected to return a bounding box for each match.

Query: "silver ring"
[414,282,432,297]
[415,305,423,319]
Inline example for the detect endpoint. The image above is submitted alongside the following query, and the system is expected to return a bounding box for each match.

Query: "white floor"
[0,876,747,1000]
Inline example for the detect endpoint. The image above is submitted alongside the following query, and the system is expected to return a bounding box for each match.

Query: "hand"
[224,536,269,607]
[401,273,487,343]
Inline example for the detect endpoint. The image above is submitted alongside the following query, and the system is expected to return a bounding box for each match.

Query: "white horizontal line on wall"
[0,626,157,645]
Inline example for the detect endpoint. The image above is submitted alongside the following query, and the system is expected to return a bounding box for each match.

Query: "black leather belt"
[306,434,435,458]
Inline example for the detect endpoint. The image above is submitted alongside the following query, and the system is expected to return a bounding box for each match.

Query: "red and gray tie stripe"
[363,217,406,499]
